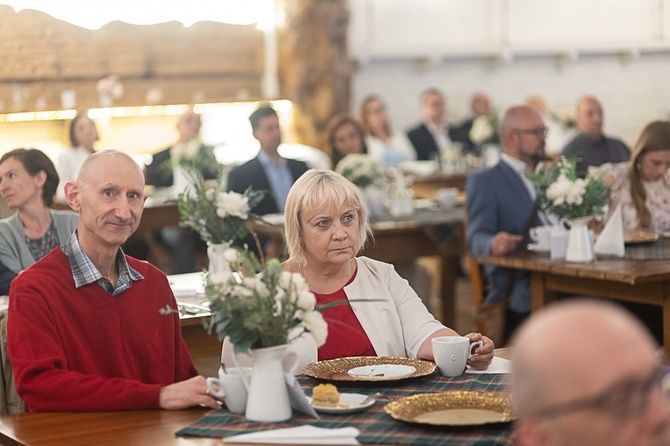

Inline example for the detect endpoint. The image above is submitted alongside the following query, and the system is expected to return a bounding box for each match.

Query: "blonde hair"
[628,120,670,229]
[284,169,372,266]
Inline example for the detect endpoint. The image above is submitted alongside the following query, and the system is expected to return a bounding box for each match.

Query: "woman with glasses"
[589,120,670,233]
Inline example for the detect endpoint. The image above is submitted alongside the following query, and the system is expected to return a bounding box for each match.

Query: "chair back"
[0,309,26,415]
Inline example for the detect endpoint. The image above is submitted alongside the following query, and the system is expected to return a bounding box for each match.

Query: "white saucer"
[309,393,375,414]
[347,364,417,380]
[527,243,550,253]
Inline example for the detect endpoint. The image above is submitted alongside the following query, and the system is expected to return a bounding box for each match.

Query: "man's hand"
[159,375,220,410]
[491,232,524,255]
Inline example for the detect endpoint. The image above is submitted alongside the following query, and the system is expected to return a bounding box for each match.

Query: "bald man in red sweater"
[7,150,220,412]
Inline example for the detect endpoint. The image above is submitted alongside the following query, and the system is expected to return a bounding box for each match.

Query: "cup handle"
[468,340,484,358]
[205,377,227,399]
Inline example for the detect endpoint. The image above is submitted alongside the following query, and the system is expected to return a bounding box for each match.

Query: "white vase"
[207,242,230,284]
[362,186,386,219]
[245,344,292,422]
[565,217,594,263]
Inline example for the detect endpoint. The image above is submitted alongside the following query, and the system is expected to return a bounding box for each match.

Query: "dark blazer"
[227,156,308,215]
[406,123,461,161]
[466,160,541,313]
[145,144,218,188]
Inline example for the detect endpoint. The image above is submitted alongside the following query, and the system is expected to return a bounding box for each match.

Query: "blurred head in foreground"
[511,299,670,446]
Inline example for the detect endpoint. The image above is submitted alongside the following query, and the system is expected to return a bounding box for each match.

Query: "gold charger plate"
[384,391,516,426]
[302,356,436,382]
[623,229,659,244]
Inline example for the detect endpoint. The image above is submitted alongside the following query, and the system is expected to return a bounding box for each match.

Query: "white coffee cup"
[435,187,459,209]
[529,226,552,250]
[206,367,252,413]
[431,336,484,377]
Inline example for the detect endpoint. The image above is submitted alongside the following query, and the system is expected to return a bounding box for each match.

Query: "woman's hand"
[465,332,494,370]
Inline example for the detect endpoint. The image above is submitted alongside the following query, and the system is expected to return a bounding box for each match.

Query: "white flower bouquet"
[469,112,500,145]
[551,102,577,130]
[205,248,329,353]
[174,170,265,245]
[335,154,386,189]
[527,157,610,219]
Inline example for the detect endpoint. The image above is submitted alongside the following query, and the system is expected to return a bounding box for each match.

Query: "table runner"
[176,373,513,445]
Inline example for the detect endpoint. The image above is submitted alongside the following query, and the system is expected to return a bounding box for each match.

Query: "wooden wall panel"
[0,5,264,111]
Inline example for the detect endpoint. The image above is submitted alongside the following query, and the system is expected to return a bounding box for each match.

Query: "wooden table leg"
[440,255,458,327]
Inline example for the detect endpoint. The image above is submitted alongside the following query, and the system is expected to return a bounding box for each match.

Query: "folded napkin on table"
[594,203,625,257]
[223,426,360,445]
[466,356,511,374]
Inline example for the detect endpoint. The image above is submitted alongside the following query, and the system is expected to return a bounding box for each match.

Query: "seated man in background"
[145,109,219,273]
[561,95,630,177]
[8,150,219,412]
[466,105,547,339]
[227,105,308,255]
[406,88,461,161]
[511,300,670,446]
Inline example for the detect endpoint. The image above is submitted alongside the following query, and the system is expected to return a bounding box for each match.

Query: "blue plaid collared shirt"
[61,232,144,296]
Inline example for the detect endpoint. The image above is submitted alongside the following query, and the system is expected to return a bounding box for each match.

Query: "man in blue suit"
[466,105,547,337]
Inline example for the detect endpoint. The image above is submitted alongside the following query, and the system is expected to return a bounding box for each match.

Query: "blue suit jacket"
[465,161,539,313]
[406,123,461,161]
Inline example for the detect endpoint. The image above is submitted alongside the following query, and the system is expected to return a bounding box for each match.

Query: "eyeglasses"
[513,127,548,137]
[530,365,669,421]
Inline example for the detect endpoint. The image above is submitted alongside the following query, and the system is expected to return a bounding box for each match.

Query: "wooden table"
[249,207,465,327]
[0,350,511,446]
[483,251,670,356]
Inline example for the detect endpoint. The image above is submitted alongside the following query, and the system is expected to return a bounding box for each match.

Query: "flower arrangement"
[335,154,386,189]
[174,170,265,245]
[205,247,329,354]
[469,112,500,145]
[174,141,218,172]
[526,157,610,219]
[551,102,576,130]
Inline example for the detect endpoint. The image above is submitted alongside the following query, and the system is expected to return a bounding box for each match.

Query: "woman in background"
[359,95,415,168]
[0,149,78,289]
[590,120,670,232]
[326,114,368,169]
[56,111,98,202]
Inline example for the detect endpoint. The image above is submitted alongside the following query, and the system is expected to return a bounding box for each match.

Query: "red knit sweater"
[7,249,198,412]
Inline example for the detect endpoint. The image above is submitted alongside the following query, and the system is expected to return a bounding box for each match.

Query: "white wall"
[349,0,670,147]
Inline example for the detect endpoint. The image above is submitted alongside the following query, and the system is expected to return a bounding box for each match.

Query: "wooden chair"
[463,213,507,347]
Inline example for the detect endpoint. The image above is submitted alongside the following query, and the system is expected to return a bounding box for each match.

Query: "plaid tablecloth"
[176,372,513,445]
[623,236,670,260]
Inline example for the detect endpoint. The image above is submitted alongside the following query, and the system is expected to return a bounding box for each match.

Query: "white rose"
[243,277,269,297]
[209,269,232,286]
[216,191,250,219]
[230,284,253,298]
[279,271,309,293]
[303,310,328,347]
[223,248,242,264]
[183,140,200,160]
[469,116,493,144]
[205,187,217,201]
[296,290,316,310]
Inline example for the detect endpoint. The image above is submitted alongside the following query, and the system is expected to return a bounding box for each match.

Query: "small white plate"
[309,393,375,414]
[527,243,550,253]
[347,364,417,380]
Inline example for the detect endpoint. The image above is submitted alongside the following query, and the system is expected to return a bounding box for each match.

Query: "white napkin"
[594,203,625,257]
[223,426,361,445]
[466,356,511,374]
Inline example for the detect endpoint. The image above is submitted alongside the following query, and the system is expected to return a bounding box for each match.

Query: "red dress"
[314,269,377,360]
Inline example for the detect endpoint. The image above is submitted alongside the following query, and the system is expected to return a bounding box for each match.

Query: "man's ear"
[64,182,80,212]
